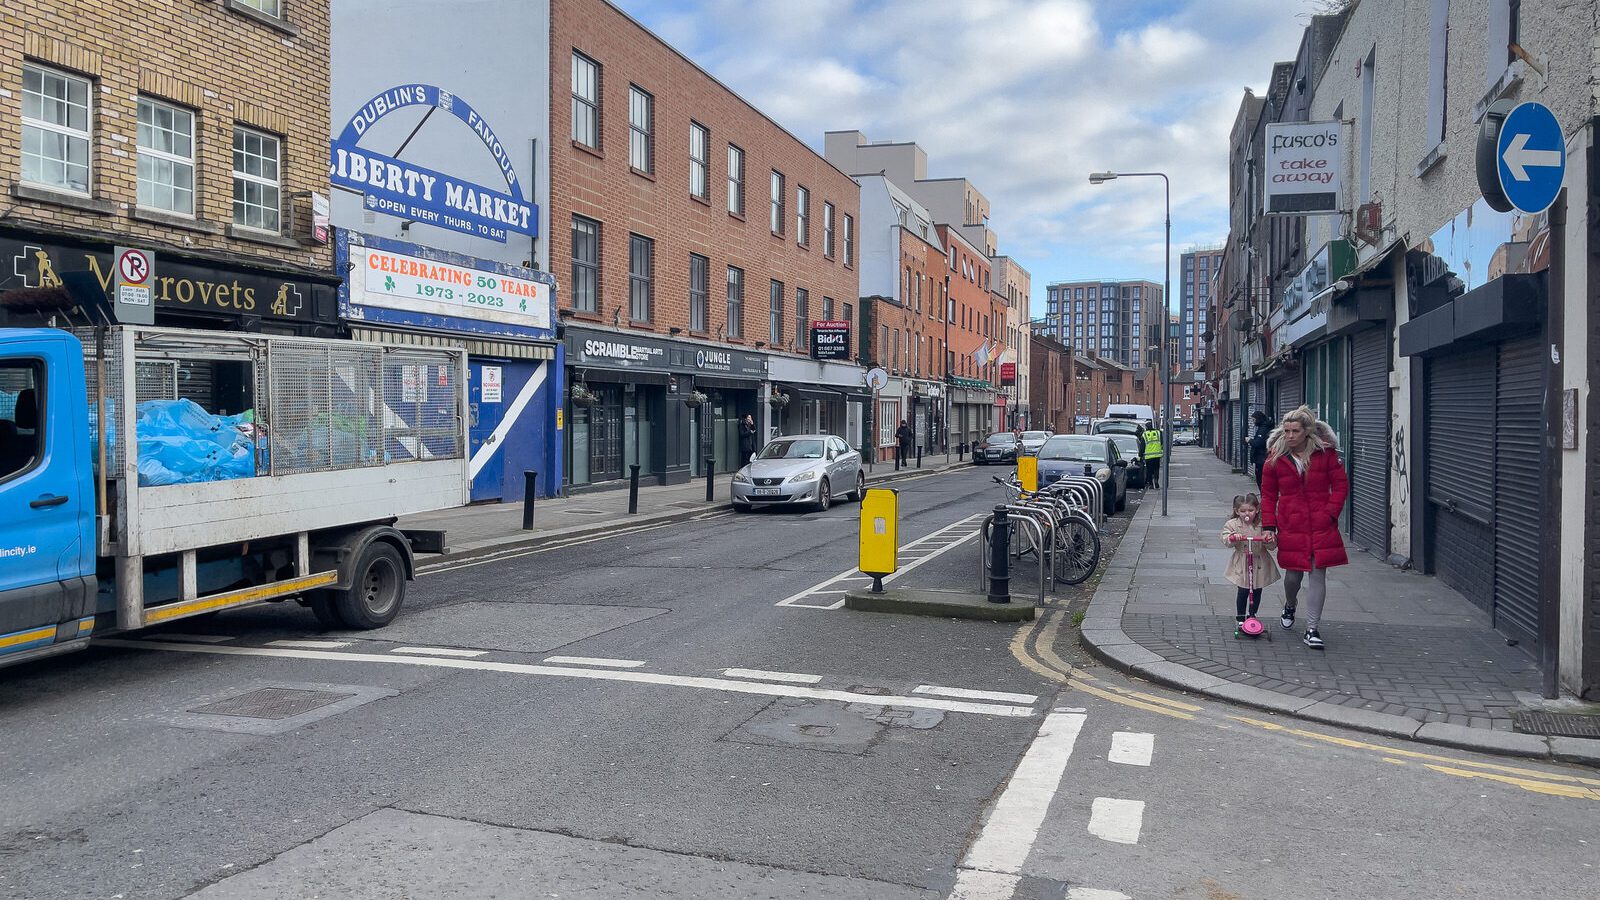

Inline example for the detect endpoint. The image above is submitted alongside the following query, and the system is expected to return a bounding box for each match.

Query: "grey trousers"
[1282,568,1329,630]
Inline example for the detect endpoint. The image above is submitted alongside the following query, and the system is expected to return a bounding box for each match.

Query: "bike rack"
[1055,476,1104,527]
[980,511,1049,603]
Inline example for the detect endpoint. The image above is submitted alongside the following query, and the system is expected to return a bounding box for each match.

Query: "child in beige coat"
[1221,493,1282,637]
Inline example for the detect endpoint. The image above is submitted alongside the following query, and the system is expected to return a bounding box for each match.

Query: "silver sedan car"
[730,434,865,512]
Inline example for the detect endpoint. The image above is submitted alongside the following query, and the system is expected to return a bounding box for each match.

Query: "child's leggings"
[1235,587,1261,620]
[1283,568,1329,629]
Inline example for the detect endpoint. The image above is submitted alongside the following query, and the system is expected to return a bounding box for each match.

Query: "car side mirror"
[1115,459,1128,468]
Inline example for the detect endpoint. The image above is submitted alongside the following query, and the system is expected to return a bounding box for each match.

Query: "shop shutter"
[1348,327,1390,557]
[1492,336,1544,644]
[1425,346,1496,614]
[1277,373,1302,418]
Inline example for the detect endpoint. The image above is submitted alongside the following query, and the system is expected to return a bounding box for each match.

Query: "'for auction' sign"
[810,320,851,360]
[1263,121,1346,216]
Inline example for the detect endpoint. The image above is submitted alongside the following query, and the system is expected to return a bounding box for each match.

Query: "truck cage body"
[79,325,469,630]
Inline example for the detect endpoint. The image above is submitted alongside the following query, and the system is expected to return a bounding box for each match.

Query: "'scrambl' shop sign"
[330,84,538,243]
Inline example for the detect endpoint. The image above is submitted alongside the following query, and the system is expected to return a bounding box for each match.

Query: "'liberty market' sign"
[330,84,537,243]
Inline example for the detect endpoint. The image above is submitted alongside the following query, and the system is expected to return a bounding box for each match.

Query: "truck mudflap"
[141,570,340,627]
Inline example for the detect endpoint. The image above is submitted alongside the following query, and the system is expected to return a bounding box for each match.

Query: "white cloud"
[617,0,1316,301]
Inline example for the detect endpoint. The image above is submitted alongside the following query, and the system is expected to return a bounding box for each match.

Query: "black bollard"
[988,505,1010,603]
[521,471,539,530]
[916,445,923,469]
[628,464,641,514]
[894,447,901,471]
[705,456,715,502]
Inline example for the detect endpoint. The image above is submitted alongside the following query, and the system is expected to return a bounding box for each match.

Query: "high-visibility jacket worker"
[1141,423,1164,490]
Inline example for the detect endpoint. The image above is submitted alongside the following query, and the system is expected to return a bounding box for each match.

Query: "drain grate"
[1512,711,1600,738]
[190,687,356,721]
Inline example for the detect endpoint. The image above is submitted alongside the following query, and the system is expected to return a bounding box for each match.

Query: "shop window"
[22,65,91,195]
[570,216,600,313]
[232,126,281,232]
[571,52,600,149]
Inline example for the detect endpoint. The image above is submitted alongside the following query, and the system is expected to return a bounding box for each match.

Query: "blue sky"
[614,0,1317,311]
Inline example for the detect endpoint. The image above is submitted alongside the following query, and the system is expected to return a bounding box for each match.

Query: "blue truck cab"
[0,328,98,661]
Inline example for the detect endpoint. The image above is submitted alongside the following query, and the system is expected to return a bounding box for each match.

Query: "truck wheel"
[331,541,406,629]
[307,593,347,630]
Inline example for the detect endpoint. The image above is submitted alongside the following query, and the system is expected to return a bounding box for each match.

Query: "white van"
[1102,403,1156,424]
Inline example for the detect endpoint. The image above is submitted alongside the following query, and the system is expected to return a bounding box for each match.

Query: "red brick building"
[549,0,860,484]
[1029,334,1071,434]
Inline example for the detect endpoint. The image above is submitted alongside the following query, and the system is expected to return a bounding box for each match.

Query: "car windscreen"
[986,433,1017,444]
[1108,435,1140,455]
[758,439,824,460]
[1037,437,1105,461]
[1021,431,1049,441]
[1094,421,1142,434]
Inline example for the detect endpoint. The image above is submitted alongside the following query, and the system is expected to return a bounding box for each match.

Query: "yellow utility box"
[1017,454,1038,493]
[858,487,899,592]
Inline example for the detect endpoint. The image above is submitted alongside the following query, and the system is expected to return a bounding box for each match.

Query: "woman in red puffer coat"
[1260,405,1348,650]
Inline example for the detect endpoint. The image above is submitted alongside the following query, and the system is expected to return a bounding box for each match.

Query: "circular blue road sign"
[1495,102,1566,215]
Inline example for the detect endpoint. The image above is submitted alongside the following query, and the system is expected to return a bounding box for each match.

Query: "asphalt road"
[1,466,1594,899]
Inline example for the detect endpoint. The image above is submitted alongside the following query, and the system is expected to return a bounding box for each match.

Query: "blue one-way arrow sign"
[1495,101,1566,215]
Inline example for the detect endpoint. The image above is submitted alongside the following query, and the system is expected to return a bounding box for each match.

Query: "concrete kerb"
[417,459,972,567]
[1074,478,1591,765]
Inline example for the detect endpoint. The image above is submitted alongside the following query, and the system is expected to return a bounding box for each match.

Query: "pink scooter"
[1232,534,1273,640]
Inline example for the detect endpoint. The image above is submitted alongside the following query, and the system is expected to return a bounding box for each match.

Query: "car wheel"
[816,477,831,512]
[852,471,866,501]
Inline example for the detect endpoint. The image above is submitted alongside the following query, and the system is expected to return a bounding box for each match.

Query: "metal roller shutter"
[1277,373,1302,418]
[1348,327,1390,557]
[1492,336,1544,644]
[1425,347,1496,615]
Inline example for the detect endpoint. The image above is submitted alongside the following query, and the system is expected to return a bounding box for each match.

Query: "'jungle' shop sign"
[351,244,551,330]
[330,84,537,243]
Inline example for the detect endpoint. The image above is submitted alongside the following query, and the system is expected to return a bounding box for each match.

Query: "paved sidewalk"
[1080,447,1600,764]
[400,453,970,562]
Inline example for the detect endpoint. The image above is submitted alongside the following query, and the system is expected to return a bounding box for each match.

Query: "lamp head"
[1088,172,1118,184]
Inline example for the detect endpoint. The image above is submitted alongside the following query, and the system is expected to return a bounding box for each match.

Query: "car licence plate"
[753,488,780,496]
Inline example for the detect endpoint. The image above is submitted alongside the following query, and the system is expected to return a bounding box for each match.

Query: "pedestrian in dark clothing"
[1249,410,1271,489]
[738,414,758,463]
[895,420,915,466]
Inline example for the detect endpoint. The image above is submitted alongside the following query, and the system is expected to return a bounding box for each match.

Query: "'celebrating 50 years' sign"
[354,246,550,329]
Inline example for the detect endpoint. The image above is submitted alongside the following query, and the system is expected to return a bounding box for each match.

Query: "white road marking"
[99,640,1035,718]
[544,655,646,668]
[1087,798,1145,845]
[266,639,351,649]
[958,712,1088,875]
[1066,889,1131,900]
[776,513,987,609]
[914,685,1038,705]
[391,646,488,658]
[1107,731,1154,767]
[145,633,234,644]
[722,668,822,685]
[948,868,1021,900]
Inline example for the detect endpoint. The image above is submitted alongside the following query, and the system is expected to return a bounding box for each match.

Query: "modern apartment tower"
[1040,279,1164,368]
[1179,247,1224,370]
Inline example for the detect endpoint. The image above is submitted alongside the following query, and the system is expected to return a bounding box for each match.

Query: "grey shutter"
[1348,327,1390,557]
[1492,336,1544,644]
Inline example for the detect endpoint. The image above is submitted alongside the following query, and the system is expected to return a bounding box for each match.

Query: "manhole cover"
[1512,711,1600,738]
[190,687,356,720]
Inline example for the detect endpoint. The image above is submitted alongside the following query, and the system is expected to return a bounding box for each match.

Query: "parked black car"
[974,432,1019,465]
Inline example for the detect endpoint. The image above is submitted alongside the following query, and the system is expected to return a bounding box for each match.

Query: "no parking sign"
[112,246,155,325]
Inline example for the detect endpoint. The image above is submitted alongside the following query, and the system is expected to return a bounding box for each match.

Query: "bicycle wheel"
[1053,514,1101,585]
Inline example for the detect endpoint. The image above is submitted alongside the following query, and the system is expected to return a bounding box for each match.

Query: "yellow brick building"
[0,0,340,335]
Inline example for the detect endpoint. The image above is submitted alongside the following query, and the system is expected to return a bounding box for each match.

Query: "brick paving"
[1104,447,1544,731]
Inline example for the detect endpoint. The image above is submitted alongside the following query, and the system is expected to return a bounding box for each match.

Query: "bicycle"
[990,476,1102,585]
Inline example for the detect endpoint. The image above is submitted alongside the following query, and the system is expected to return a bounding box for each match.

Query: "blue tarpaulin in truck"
[135,399,257,486]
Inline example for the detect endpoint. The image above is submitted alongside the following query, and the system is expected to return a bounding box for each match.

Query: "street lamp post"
[1089,170,1171,517]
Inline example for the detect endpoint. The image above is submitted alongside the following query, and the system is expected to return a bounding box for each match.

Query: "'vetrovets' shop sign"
[1263,121,1346,216]
[330,85,538,243]
[810,320,851,360]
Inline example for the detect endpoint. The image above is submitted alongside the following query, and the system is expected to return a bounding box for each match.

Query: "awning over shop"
[352,326,557,361]
[694,374,763,391]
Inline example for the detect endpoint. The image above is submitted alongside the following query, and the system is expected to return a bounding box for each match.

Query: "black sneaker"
[1280,607,1296,630]
[1303,628,1325,649]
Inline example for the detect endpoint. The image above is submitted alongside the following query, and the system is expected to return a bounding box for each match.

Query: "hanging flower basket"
[683,390,708,409]
[570,384,600,407]
[768,391,790,409]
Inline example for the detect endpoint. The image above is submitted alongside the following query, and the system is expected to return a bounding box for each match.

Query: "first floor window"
[570,216,600,312]
[137,97,195,215]
[235,0,282,16]
[821,295,834,320]
[21,65,91,194]
[795,288,809,346]
[232,127,281,232]
[770,170,785,235]
[628,85,653,173]
[769,280,784,344]
[823,202,836,258]
[843,214,854,266]
[727,145,745,216]
[689,253,709,332]
[689,122,709,199]
[572,52,600,149]
[726,266,744,338]
[628,234,654,322]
